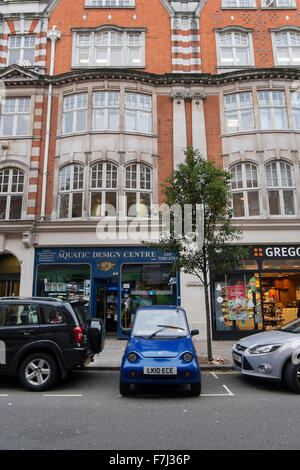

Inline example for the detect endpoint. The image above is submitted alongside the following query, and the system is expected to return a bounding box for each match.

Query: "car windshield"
[132,308,188,339]
[278,318,300,334]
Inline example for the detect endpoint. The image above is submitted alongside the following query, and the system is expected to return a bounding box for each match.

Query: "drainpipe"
[40,25,61,221]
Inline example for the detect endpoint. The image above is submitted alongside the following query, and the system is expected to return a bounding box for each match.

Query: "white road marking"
[43,394,82,397]
[211,372,219,379]
[0,394,8,397]
[222,384,234,396]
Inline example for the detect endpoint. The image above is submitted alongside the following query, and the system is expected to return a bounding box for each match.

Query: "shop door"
[94,280,118,333]
[0,280,20,297]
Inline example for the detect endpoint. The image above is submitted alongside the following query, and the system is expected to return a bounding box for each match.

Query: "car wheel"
[283,360,300,393]
[19,353,59,392]
[190,379,201,397]
[119,378,132,396]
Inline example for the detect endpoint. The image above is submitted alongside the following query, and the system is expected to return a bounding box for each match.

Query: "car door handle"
[23,330,34,336]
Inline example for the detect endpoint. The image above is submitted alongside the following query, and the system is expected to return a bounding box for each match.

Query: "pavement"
[87,335,236,370]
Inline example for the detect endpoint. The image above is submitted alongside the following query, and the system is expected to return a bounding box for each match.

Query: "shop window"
[120,263,176,329]
[7,35,36,66]
[90,162,118,217]
[0,168,24,220]
[0,97,30,137]
[36,264,91,302]
[224,92,254,132]
[125,163,152,217]
[258,91,288,130]
[263,259,300,270]
[266,161,295,216]
[93,91,120,131]
[62,93,87,134]
[230,163,260,217]
[59,165,84,219]
[214,272,263,332]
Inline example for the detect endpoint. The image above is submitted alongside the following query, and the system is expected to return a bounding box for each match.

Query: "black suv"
[0,297,105,391]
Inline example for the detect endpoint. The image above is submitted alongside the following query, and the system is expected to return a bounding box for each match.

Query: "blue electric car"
[119,306,201,396]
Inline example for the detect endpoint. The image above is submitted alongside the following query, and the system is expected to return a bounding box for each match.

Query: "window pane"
[9,196,22,219]
[260,108,272,129]
[126,192,136,217]
[59,194,69,218]
[0,196,7,219]
[268,190,280,215]
[274,108,287,129]
[125,110,137,131]
[76,109,86,132]
[111,47,122,65]
[91,192,102,217]
[2,115,14,136]
[93,109,105,130]
[105,191,117,215]
[240,109,253,130]
[140,192,151,217]
[232,192,245,217]
[72,193,83,218]
[247,191,260,216]
[64,112,74,134]
[283,190,295,215]
[108,109,119,130]
[16,114,29,135]
[236,47,249,65]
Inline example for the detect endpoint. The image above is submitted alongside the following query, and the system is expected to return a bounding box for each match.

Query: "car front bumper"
[232,346,282,381]
[121,357,201,385]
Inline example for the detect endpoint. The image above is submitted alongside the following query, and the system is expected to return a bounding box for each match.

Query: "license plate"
[144,367,177,375]
[233,352,242,364]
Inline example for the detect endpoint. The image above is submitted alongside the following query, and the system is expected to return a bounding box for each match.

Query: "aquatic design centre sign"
[35,247,175,265]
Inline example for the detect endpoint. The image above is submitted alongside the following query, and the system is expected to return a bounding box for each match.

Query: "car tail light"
[73,326,84,345]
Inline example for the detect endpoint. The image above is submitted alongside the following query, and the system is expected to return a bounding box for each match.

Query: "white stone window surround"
[59,88,153,137]
[222,0,257,8]
[85,0,135,8]
[220,86,300,135]
[0,166,25,220]
[261,0,296,9]
[71,25,146,68]
[271,27,300,67]
[230,162,261,218]
[215,26,255,73]
[265,159,296,216]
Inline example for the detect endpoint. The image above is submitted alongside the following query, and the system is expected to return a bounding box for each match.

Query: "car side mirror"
[191,329,199,337]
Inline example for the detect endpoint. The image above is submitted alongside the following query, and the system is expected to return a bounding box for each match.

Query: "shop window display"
[120,263,176,329]
[36,264,91,302]
[215,267,263,332]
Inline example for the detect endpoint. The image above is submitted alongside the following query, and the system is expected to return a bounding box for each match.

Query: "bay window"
[266,161,295,216]
[258,91,288,129]
[125,93,152,133]
[59,165,84,219]
[125,163,152,217]
[90,162,118,217]
[224,92,254,132]
[93,92,120,131]
[63,94,87,134]
[230,163,260,217]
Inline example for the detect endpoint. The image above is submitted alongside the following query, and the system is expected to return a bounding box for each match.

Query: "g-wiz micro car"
[120,306,201,396]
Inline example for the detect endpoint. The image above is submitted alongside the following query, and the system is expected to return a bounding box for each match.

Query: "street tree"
[144,147,248,361]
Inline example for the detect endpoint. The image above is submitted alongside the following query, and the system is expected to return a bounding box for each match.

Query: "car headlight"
[248,344,283,355]
[127,352,138,363]
[182,353,193,363]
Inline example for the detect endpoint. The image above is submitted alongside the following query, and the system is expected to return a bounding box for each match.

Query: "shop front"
[212,245,300,340]
[34,247,179,338]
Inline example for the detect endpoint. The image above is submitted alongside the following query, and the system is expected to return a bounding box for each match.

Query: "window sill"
[56,130,157,139]
[221,128,298,137]
[221,7,258,10]
[70,65,146,70]
[261,6,297,9]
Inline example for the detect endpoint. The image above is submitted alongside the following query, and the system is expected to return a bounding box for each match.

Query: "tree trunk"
[203,274,213,362]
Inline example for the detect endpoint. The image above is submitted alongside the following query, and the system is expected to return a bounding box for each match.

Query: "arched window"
[230,163,260,217]
[266,161,295,215]
[90,162,118,217]
[0,168,24,220]
[125,163,152,217]
[59,165,84,219]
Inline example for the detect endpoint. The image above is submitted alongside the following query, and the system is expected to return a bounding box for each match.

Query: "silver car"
[232,318,300,393]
